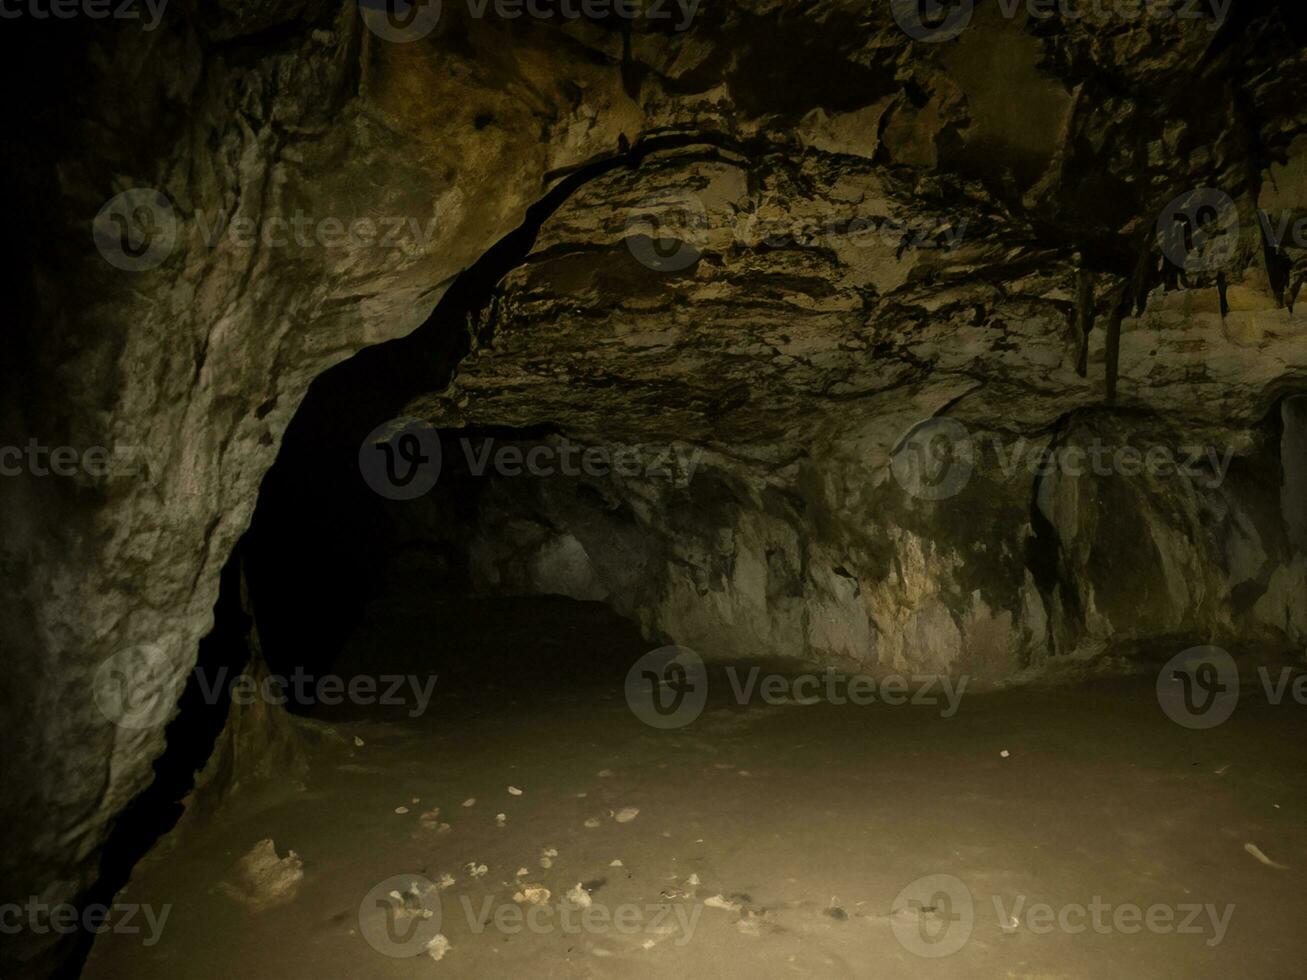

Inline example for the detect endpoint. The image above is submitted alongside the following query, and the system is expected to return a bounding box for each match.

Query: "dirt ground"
[85,596,1307,979]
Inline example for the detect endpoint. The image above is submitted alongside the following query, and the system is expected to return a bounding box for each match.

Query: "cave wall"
[443,405,1304,680]
[4,1,1307,964]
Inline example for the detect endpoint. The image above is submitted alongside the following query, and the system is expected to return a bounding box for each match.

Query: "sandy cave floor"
[84,597,1307,979]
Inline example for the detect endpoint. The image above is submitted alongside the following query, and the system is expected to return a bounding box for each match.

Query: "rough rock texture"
[2,0,1306,968]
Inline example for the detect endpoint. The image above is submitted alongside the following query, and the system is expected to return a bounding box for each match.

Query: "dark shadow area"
[241,130,739,688]
[55,549,253,980]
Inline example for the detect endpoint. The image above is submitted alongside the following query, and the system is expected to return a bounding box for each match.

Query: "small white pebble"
[425,934,451,961]
[610,859,623,867]
[614,807,640,824]
[516,867,529,877]
[394,806,409,815]
[584,818,601,828]
[353,736,365,747]
[496,813,507,826]
[508,786,523,796]
[463,798,476,807]
[1000,750,1010,758]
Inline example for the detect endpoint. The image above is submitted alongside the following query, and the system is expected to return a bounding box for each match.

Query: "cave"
[3,1,1307,977]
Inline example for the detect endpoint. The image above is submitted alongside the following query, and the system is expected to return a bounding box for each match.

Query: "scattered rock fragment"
[1245,842,1290,869]
[614,807,639,824]
[704,895,743,913]
[514,884,551,906]
[218,839,304,912]
[418,809,450,834]
[425,935,451,961]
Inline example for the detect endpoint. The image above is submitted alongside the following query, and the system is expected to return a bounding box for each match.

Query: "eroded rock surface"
[2,2,1306,969]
